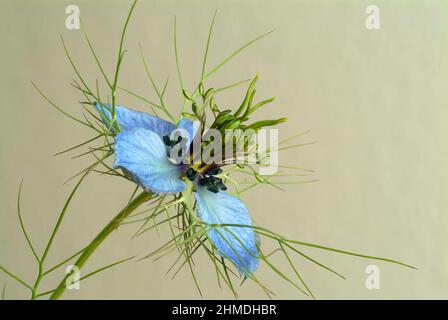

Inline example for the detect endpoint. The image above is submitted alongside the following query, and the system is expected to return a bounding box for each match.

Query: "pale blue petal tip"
[95,102,176,138]
[194,187,259,275]
[114,127,187,194]
[177,118,200,147]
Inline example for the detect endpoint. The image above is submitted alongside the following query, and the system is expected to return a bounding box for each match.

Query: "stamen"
[198,175,227,193]
[186,168,198,181]
[206,167,223,176]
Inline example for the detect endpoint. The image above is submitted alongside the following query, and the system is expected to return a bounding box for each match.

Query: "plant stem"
[182,180,199,225]
[49,191,153,300]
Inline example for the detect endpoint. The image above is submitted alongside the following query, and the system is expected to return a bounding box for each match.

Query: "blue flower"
[95,103,259,275]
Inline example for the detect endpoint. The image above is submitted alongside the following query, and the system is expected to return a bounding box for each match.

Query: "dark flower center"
[186,167,227,193]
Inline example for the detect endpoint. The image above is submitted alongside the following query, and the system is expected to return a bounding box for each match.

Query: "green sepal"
[246,117,288,130]
[233,75,258,117]
[226,119,242,130]
[243,96,276,118]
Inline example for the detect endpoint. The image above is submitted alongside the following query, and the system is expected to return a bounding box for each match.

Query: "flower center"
[186,167,227,193]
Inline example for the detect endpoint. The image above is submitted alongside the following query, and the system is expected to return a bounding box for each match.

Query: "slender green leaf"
[31,81,90,127]
[79,256,135,282]
[111,0,138,109]
[80,20,112,89]
[42,246,88,276]
[205,29,274,79]
[17,180,40,263]
[0,265,32,291]
[279,242,315,299]
[200,9,218,82]
[2,282,6,300]
[41,170,90,264]
[173,16,184,90]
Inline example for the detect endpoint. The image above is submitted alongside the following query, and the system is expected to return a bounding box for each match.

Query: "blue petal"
[95,103,175,137]
[194,187,259,275]
[114,128,187,194]
[176,118,200,148]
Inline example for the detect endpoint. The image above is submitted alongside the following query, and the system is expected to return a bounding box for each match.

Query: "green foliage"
[0,0,415,300]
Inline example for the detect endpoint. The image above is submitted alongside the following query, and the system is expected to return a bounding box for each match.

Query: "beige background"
[0,0,447,299]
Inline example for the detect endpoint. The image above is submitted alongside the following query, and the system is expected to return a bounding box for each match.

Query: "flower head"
[95,102,259,275]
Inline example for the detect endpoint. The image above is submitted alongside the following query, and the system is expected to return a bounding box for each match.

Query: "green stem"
[49,191,153,300]
[182,180,199,224]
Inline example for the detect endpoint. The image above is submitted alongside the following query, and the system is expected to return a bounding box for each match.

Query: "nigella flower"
[95,103,259,275]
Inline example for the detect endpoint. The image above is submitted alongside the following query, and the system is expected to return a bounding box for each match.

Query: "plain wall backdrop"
[0,0,447,299]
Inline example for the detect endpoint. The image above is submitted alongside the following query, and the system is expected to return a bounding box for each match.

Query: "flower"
[95,103,259,275]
